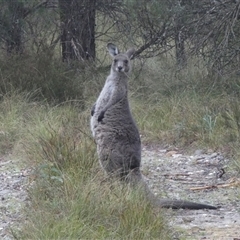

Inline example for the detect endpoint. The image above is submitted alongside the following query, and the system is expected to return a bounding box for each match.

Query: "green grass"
[1,52,240,239]
[21,172,170,239]
[129,57,240,157]
[0,92,39,155]
[0,93,170,239]
[132,93,235,148]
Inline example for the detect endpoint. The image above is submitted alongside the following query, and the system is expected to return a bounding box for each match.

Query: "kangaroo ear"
[126,48,135,60]
[107,43,119,57]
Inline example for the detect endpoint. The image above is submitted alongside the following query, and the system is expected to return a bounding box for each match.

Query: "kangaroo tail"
[158,199,218,210]
[127,170,218,210]
[147,184,218,209]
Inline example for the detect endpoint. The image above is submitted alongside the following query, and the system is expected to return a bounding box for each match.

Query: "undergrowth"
[2,95,170,239]
[1,52,240,238]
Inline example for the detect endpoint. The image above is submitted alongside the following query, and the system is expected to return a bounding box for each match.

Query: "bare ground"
[0,156,28,239]
[1,146,240,239]
[142,145,240,240]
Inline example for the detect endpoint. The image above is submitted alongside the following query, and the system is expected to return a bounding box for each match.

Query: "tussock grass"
[22,174,170,239]
[132,93,227,147]
[0,53,91,104]
[0,92,39,155]
[130,57,240,155]
[0,94,170,239]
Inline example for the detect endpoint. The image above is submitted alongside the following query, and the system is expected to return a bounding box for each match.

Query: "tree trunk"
[59,0,96,63]
[175,19,187,68]
[5,0,26,54]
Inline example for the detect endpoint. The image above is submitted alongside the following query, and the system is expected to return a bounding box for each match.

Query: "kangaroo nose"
[118,66,123,71]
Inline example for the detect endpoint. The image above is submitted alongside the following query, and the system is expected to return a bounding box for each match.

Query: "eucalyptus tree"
[58,0,96,63]
[0,0,50,54]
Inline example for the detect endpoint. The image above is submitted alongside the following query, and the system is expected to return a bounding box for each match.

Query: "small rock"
[172,154,183,158]
[166,151,178,157]
[194,149,204,155]
[209,153,218,159]
[159,149,167,153]
[182,217,195,222]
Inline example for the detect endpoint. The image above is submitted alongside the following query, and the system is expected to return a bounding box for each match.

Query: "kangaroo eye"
[124,60,128,64]
[114,59,117,63]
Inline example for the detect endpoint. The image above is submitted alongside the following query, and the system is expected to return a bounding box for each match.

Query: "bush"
[0,52,89,105]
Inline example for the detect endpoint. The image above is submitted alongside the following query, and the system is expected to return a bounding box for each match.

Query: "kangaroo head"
[107,43,135,74]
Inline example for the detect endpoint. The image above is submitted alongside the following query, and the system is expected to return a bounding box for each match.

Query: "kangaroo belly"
[97,142,141,178]
[92,105,141,177]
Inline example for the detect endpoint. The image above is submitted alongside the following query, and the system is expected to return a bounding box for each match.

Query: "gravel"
[142,146,240,239]
[0,156,28,239]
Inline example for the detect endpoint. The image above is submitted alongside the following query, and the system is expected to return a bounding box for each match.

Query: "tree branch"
[23,0,49,19]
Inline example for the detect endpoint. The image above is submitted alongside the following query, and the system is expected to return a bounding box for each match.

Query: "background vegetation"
[0,0,240,238]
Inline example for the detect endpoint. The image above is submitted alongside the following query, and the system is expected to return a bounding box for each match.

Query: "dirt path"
[0,156,28,239]
[142,146,240,240]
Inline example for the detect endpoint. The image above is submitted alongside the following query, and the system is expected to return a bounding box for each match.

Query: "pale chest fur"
[90,76,129,136]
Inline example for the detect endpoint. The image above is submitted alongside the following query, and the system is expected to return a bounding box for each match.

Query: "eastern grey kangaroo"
[90,43,217,210]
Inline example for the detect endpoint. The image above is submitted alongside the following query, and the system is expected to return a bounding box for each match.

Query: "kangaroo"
[90,43,217,210]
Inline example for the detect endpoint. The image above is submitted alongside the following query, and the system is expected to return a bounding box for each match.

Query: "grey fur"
[90,43,217,210]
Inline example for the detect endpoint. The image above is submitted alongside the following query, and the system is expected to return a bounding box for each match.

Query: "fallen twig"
[190,178,240,191]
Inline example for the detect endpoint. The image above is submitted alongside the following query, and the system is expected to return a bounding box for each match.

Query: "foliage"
[0,94,171,239]
[1,1,240,238]
[1,0,240,74]
[0,52,88,104]
[130,57,240,154]
[1,52,240,238]
[0,93,31,154]
[0,0,51,53]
